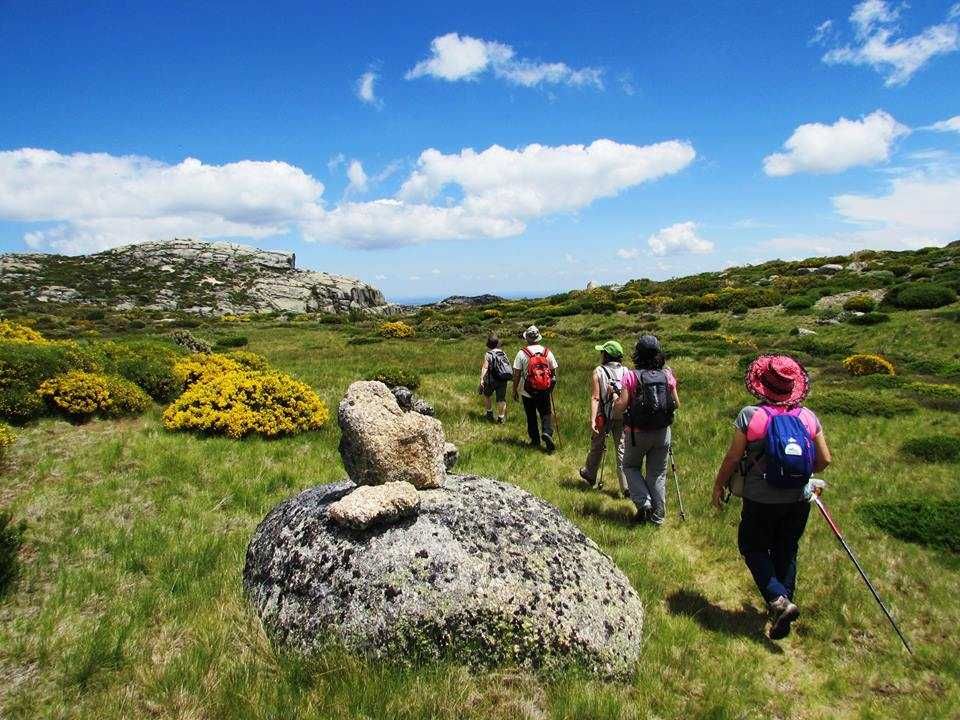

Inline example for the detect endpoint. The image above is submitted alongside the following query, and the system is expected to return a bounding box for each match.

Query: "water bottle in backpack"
[762,407,816,488]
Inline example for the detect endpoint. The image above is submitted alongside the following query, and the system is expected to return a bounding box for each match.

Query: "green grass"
[860,501,960,553]
[1,307,959,718]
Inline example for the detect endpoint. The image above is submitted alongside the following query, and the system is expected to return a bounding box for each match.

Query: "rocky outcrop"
[243,474,645,676]
[338,381,446,490]
[433,294,504,308]
[0,238,400,316]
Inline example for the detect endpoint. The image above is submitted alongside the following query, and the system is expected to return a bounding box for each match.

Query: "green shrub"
[102,376,152,417]
[0,423,14,463]
[811,390,916,418]
[788,335,852,359]
[729,304,749,316]
[903,382,960,410]
[0,340,100,391]
[689,318,721,331]
[345,336,383,346]
[901,435,960,463]
[97,341,181,402]
[0,510,26,598]
[0,385,45,424]
[847,312,890,325]
[860,501,960,552]
[171,329,212,353]
[214,335,249,349]
[888,283,957,309]
[663,296,700,314]
[370,369,421,391]
[783,295,815,311]
[842,294,877,313]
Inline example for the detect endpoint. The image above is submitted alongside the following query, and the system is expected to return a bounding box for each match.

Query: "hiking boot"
[496,415,505,424]
[632,502,652,525]
[578,467,602,488]
[541,433,555,453]
[768,596,800,640]
[485,411,495,423]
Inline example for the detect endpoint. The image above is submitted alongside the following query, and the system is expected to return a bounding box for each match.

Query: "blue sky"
[1,0,959,302]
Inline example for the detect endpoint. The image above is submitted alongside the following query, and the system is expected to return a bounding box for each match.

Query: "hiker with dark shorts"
[478,334,510,423]
[711,354,832,640]
[512,326,558,452]
[612,335,680,525]
[579,340,628,495]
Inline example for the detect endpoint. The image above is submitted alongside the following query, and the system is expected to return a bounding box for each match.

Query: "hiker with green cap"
[579,340,628,495]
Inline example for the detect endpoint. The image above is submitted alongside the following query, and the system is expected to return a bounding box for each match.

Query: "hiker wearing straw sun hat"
[579,340,628,494]
[711,354,834,640]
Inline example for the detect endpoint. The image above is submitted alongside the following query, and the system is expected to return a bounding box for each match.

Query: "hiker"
[579,340,628,496]
[711,354,832,640]
[612,335,679,525]
[512,326,558,452]
[478,334,511,423]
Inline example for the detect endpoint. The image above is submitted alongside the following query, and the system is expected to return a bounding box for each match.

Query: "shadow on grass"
[574,498,639,528]
[666,589,783,653]
[493,437,539,452]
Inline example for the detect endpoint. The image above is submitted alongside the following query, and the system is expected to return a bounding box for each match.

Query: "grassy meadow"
[1,305,959,719]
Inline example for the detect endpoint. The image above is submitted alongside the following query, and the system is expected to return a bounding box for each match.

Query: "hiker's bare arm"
[712,430,747,508]
[612,386,630,415]
[479,357,488,384]
[590,372,601,432]
[813,431,832,472]
[671,387,680,409]
[512,368,521,400]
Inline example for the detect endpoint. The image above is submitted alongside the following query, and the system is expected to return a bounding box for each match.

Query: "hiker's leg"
[495,383,507,420]
[483,393,493,412]
[622,436,650,507]
[538,392,554,438]
[644,427,671,525]
[772,502,811,600]
[611,420,628,494]
[738,499,789,603]
[522,396,539,444]
[582,427,606,482]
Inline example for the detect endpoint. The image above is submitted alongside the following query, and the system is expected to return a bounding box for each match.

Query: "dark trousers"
[521,393,553,444]
[738,498,811,604]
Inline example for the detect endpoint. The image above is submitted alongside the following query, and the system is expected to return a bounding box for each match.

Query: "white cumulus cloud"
[1,139,695,253]
[355,71,382,108]
[647,221,714,256]
[763,110,909,176]
[615,247,641,260]
[810,20,835,45]
[822,1,960,86]
[929,115,960,133]
[405,32,603,89]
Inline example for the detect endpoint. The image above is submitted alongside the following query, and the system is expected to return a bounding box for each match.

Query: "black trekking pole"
[549,389,561,449]
[811,494,913,655]
[668,447,686,521]
[597,426,609,489]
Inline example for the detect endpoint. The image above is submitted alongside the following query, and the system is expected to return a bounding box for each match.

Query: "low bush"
[171,329,212,353]
[783,295,815,311]
[842,294,877,313]
[36,371,146,420]
[903,382,960,411]
[811,390,916,418]
[102,376,152,417]
[847,312,890,325]
[888,283,957,309]
[0,423,14,463]
[0,321,47,343]
[345,336,383,346]
[214,335,249,349]
[729,304,749,316]
[173,353,244,389]
[96,340,182,402]
[162,370,330,439]
[379,321,416,338]
[788,335,853,359]
[370,368,421,391]
[842,354,895,376]
[663,296,700,315]
[901,435,960,463]
[860,501,960,553]
[689,318,721,331]
[482,309,502,319]
[0,339,100,391]
[0,385,45,424]
[0,510,26,598]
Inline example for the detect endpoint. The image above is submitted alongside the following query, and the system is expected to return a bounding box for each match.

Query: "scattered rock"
[443,442,459,471]
[327,481,420,530]
[338,381,446,489]
[846,261,869,272]
[392,386,436,417]
[814,263,844,274]
[433,294,505,308]
[586,280,598,290]
[796,327,817,336]
[244,474,645,676]
[816,318,842,326]
[815,289,886,308]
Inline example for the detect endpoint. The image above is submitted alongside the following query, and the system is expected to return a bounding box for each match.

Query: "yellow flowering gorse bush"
[162,369,329,439]
[0,321,48,344]
[379,321,416,339]
[102,376,152,417]
[843,354,896,376]
[37,371,112,418]
[0,422,14,462]
[172,353,244,388]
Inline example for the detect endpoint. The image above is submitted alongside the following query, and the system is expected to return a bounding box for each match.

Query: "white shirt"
[513,344,559,398]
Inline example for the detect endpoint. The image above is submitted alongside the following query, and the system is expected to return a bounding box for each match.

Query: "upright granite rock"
[243,474,645,676]
[338,381,446,489]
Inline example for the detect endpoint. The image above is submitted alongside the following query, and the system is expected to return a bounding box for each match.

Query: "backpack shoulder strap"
[541,346,549,358]
[521,347,534,359]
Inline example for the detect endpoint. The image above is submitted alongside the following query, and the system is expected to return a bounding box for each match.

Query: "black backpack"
[625,369,676,436]
[487,349,514,382]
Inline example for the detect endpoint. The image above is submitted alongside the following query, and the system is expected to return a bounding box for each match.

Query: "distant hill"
[0,239,399,316]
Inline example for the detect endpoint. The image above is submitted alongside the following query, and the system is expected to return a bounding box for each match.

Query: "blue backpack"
[762,407,816,489]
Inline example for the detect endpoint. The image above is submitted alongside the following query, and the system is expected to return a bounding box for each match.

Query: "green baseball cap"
[594,340,624,359]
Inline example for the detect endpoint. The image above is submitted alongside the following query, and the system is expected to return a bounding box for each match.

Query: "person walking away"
[612,335,680,525]
[711,354,832,640]
[579,340,628,495]
[512,326,558,452]
[478,334,511,423]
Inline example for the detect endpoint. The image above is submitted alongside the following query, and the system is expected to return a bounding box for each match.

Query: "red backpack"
[522,347,554,394]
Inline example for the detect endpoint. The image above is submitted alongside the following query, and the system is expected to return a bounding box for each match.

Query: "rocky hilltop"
[0,239,399,316]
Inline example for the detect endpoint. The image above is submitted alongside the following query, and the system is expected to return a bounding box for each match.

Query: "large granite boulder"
[243,474,644,676]
[338,381,446,489]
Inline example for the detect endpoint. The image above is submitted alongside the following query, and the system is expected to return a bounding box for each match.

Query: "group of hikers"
[478,325,833,640]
